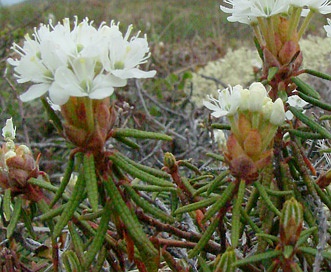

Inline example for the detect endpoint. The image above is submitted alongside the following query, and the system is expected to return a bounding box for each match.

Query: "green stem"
[252,23,265,47]
[287,6,302,40]
[298,10,315,39]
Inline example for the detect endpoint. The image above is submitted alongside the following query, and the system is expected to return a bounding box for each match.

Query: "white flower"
[285,94,309,120]
[269,98,286,126]
[220,0,258,24]
[220,0,289,24]
[203,85,242,118]
[2,118,16,141]
[248,82,268,112]
[102,22,156,80]
[304,0,331,14]
[8,17,156,105]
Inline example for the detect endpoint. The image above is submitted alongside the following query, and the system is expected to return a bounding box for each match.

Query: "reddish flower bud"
[280,197,303,246]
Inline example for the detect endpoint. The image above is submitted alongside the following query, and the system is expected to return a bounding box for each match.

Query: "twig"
[135,79,187,141]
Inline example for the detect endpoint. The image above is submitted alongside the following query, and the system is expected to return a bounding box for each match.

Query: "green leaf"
[288,129,324,140]
[3,189,11,221]
[254,181,281,217]
[231,180,245,248]
[41,97,63,133]
[304,69,331,80]
[267,67,279,82]
[103,177,159,271]
[53,171,86,238]
[291,77,320,99]
[297,91,331,111]
[202,182,236,224]
[289,106,331,139]
[7,197,22,239]
[111,128,172,141]
[50,157,75,207]
[109,154,174,187]
[188,214,221,258]
[299,246,331,260]
[174,196,219,215]
[83,153,99,212]
[84,201,112,269]
[62,250,82,272]
[124,184,175,223]
[234,251,281,267]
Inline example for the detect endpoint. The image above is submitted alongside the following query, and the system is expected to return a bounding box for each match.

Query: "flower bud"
[280,197,303,246]
[164,152,177,171]
[269,98,285,126]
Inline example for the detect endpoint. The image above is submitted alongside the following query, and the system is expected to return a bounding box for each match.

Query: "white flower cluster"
[221,0,331,24]
[203,82,285,126]
[8,17,156,105]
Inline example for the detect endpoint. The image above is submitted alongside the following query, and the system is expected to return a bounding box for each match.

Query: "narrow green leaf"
[103,177,159,270]
[198,255,212,272]
[254,181,281,217]
[304,69,331,80]
[53,171,86,238]
[114,136,140,149]
[28,178,58,193]
[41,97,63,133]
[188,215,220,258]
[265,188,294,197]
[84,201,112,269]
[234,251,281,267]
[240,207,263,236]
[50,157,75,207]
[62,250,82,272]
[83,153,99,212]
[206,152,225,161]
[289,106,331,139]
[207,170,230,196]
[297,227,317,247]
[68,222,85,265]
[254,36,264,61]
[124,184,175,223]
[131,184,177,192]
[7,197,22,239]
[112,128,172,141]
[291,77,320,99]
[267,67,279,81]
[3,189,11,221]
[299,246,331,260]
[255,233,279,242]
[94,246,107,272]
[115,152,170,179]
[21,208,36,239]
[202,182,236,224]
[288,129,324,140]
[109,154,174,187]
[174,196,219,215]
[297,91,331,111]
[39,205,65,221]
[231,180,245,248]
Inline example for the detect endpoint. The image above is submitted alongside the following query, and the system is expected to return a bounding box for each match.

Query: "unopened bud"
[280,197,303,246]
[164,152,176,171]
